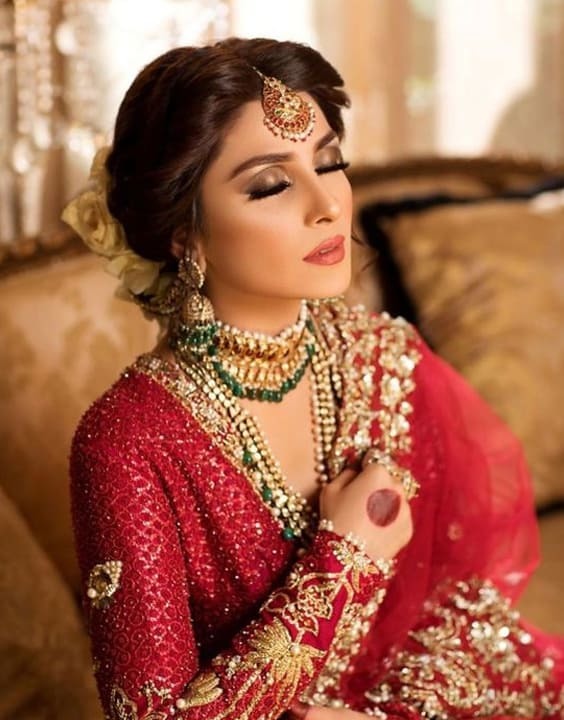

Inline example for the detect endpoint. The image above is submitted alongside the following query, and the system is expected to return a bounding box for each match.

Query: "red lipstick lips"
[303,235,345,265]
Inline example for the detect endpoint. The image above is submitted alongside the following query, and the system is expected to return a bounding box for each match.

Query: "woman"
[63,38,564,720]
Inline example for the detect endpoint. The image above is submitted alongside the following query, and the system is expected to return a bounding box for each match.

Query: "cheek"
[339,177,354,222]
[204,198,299,265]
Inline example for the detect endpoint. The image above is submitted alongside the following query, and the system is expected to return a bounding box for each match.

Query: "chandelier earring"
[178,255,215,326]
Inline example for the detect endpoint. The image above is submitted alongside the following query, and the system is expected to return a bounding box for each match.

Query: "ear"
[170,228,207,272]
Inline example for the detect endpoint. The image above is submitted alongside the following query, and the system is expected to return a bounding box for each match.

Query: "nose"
[303,175,342,226]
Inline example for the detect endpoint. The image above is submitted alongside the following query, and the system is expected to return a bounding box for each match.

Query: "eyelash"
[248,161,350,200]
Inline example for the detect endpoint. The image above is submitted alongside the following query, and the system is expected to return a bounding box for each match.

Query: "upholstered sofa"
[1,156,562,719]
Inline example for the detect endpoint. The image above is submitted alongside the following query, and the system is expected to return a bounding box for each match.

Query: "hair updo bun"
[105,37,350,266]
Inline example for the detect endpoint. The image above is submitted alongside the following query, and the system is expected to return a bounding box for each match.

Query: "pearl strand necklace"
[172,305,339,541]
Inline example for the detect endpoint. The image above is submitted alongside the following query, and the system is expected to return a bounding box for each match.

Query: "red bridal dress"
[70,301,564,720]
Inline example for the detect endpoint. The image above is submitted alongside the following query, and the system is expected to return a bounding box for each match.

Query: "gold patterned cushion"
[383,191,564,506]
[0,486,102,718]
[0,253,158,592]
[347,175,491,312]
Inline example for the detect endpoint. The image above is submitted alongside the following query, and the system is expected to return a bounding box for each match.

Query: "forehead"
[216,94,334,166]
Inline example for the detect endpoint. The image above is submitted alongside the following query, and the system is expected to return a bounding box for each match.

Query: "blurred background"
[1,0,564,245]
[0,2,563,718]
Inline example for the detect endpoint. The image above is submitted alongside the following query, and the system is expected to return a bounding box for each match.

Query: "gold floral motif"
[87,560,123,609]
[365,578,564,718]
[176,672,223,710]
[242,618,324,689]
[330,540,391,592]
[110,682,170,720]
[263,580,337,636]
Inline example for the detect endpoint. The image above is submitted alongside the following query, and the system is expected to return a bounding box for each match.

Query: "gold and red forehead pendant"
[253,67,316,141]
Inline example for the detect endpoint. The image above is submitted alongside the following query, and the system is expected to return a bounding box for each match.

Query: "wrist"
[317,518,396,582]
[318,517,367,553]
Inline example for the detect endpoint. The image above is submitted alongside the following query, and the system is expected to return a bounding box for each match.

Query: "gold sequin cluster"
[365,577,564,718]
[309,301,421,490]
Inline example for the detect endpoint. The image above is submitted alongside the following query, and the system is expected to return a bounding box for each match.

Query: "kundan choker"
[170,301,318,403]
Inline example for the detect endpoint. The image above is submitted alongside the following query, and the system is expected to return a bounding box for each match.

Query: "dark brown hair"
[105,37,350,265]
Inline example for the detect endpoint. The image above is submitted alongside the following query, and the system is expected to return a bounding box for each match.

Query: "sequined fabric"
[70,302,564,720]
[365,578,564,718]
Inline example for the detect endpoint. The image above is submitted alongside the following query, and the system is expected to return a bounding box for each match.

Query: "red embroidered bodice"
[70,303,564,720]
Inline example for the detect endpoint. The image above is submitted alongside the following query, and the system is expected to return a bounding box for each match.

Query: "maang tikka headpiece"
[253,67,316,141]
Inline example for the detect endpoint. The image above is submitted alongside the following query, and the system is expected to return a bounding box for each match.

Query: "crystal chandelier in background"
[0,0,230,248]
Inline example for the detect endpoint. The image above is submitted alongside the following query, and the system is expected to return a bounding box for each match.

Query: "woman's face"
[191,95,353,320]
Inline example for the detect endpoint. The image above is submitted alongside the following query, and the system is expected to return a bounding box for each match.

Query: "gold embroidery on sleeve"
[297,537,394,709]
[179,619,324,720]
[176,672,223,710]
[174,534,386,720]
[110,681,171,720]
[87,560,123,609]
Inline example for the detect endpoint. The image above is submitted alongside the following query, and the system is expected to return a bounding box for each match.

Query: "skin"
[188,95,354,333]
[168,95,355,504]
[162,94,414,720]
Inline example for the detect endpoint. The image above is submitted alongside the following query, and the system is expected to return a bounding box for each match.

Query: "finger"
[358,462,395,487]
[329,466,357,489]
[287,701,310,719]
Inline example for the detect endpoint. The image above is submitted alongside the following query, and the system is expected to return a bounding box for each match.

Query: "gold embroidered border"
[133,355,317,540]
[110,681,171,720]
[310,302,421,483]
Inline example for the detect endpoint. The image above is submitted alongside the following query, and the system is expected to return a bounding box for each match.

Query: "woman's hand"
[319,461,413,563]
[286,702,372,719]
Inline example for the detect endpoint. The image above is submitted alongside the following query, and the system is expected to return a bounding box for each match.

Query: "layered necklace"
[169,301,338,542]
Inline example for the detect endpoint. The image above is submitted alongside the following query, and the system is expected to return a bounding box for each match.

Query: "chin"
[302,268,352,300]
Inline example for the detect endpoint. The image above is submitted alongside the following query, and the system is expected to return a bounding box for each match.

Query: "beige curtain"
[313,0,564,164]
[3,0,564,247]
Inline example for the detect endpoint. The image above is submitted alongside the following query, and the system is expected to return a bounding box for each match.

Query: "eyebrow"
[228,129,338,180]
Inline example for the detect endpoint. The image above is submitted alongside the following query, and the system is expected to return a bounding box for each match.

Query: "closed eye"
[248,160,350,201]
[316,161,350,175]
[248,181,292,200]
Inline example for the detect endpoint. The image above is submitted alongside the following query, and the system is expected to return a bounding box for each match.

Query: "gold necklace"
[171,301,318,402]
[171,309,339,542]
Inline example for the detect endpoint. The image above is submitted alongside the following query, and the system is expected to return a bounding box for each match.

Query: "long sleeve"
[70,428,392,720]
